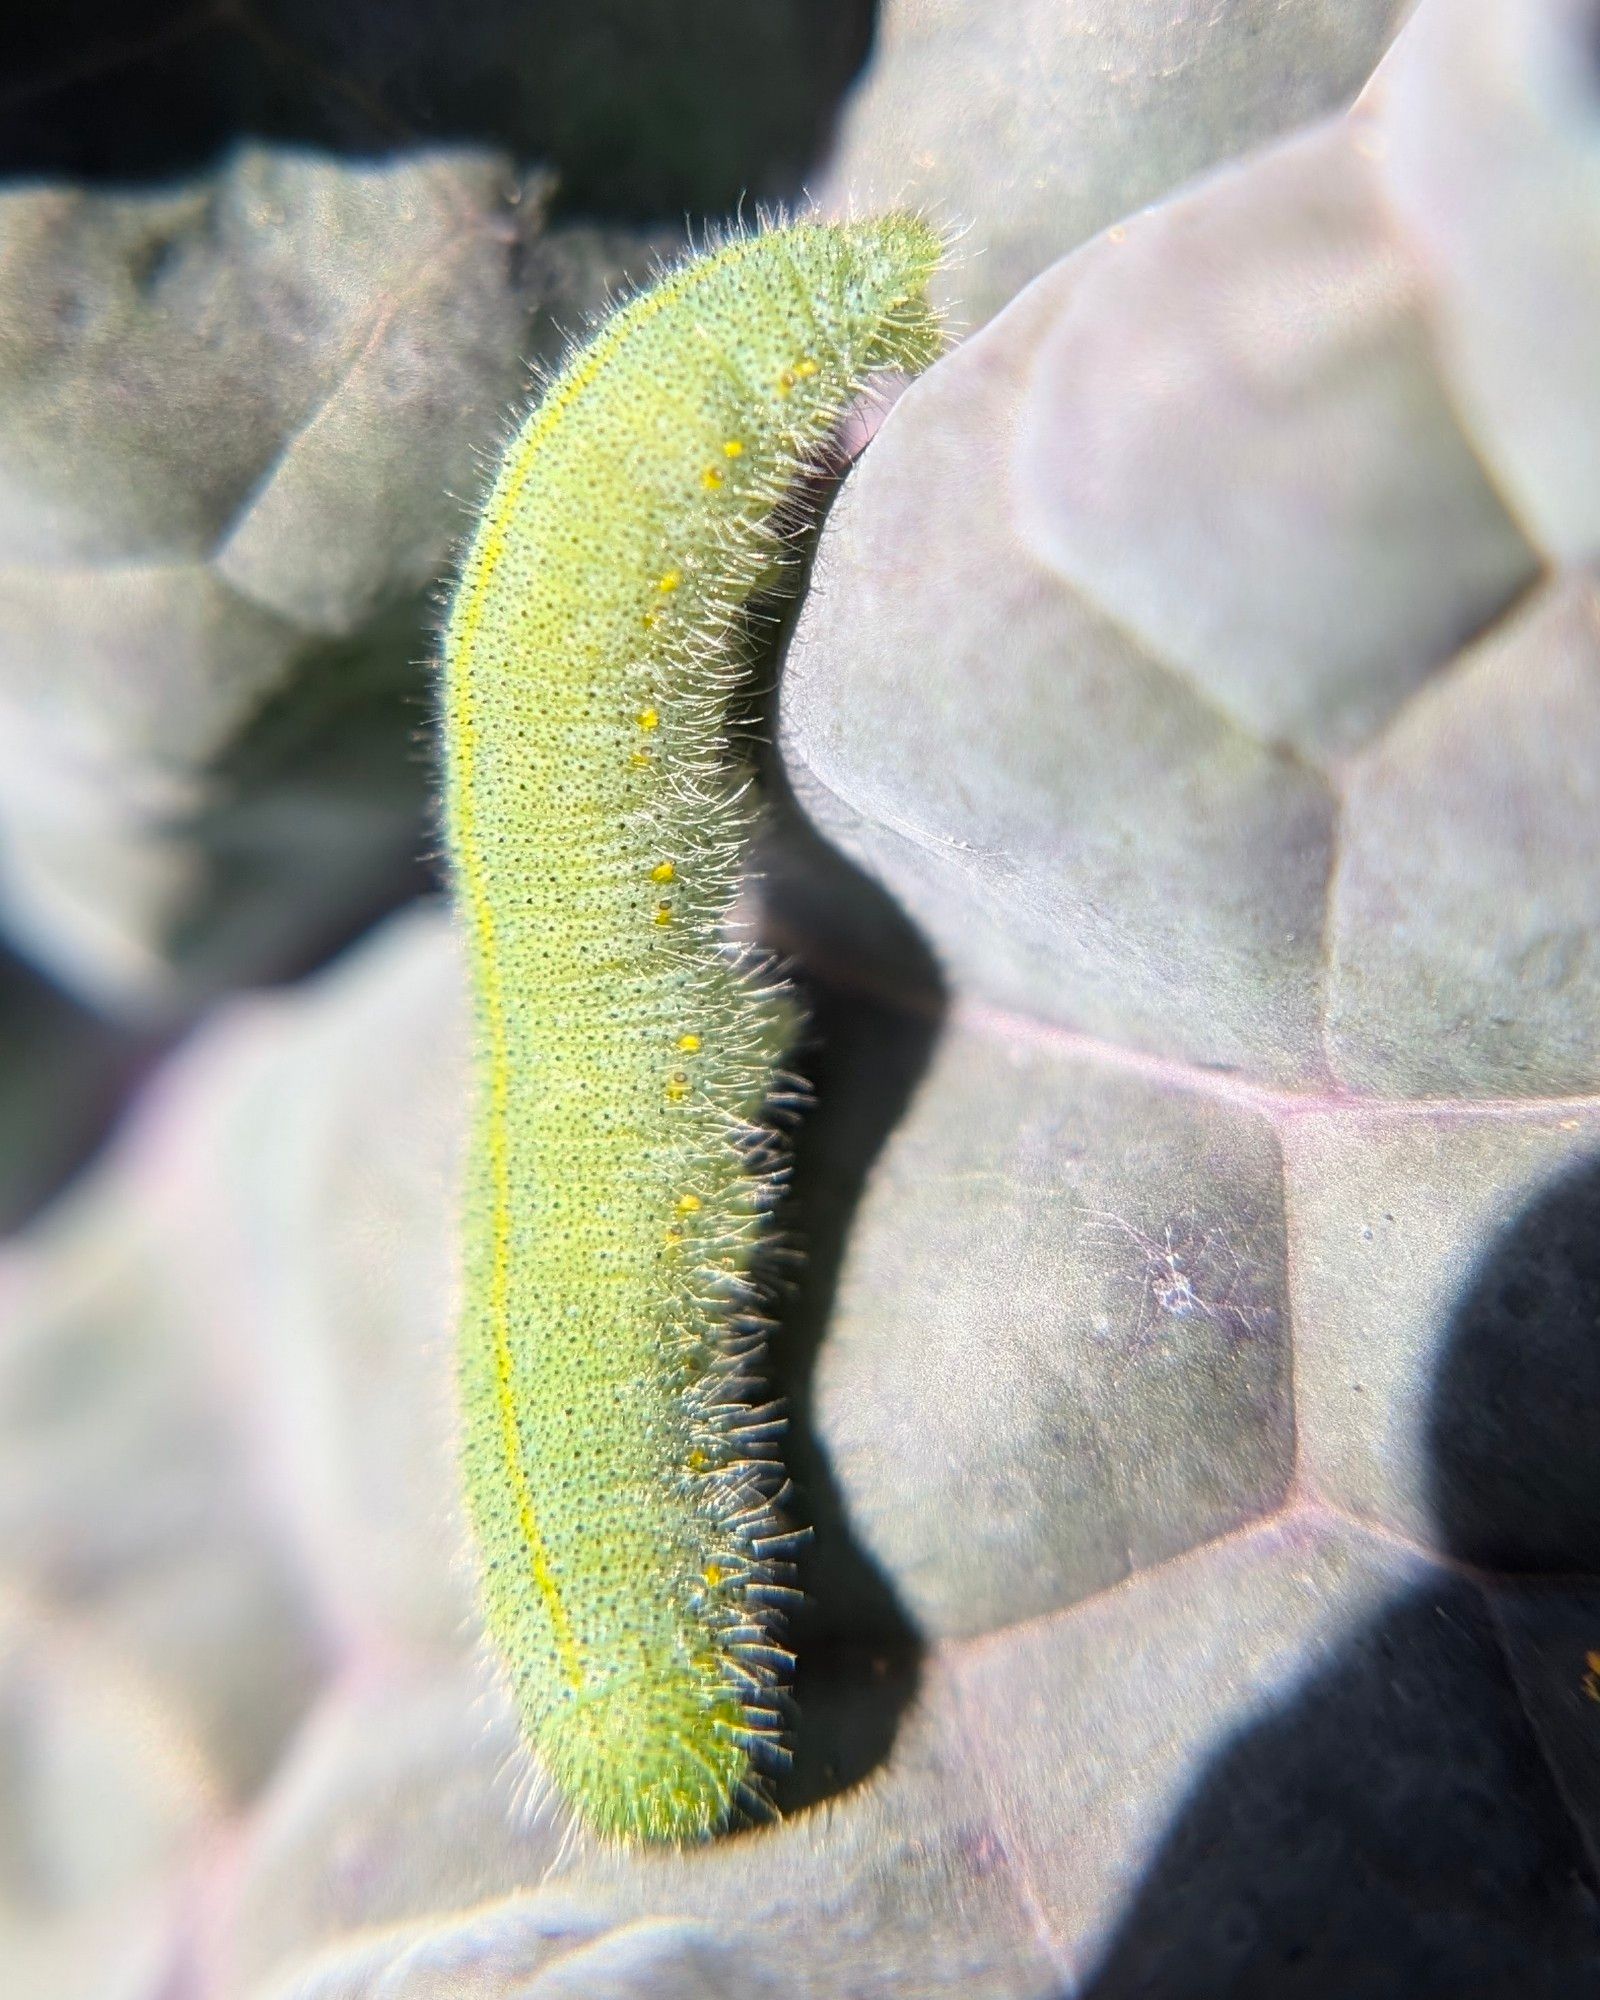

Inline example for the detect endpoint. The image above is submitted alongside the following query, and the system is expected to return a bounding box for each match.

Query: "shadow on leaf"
[755,745,946,1817]
[1080,1147,1600,1997]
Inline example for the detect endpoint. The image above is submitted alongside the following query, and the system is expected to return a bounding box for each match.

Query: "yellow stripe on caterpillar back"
[441,214,944,1844]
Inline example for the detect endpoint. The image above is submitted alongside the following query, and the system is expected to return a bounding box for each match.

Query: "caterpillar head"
[837,212,948,377]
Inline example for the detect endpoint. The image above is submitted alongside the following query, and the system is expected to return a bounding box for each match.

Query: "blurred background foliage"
[0,0,876,214]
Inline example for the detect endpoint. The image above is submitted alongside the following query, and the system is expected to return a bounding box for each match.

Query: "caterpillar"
[441,214,944,1843]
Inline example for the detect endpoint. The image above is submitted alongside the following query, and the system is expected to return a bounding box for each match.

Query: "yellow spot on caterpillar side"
[650,861,676,884]
[722,439,743,458]
[676,1193,702,1215]
[687,1447,710,1474]
[776,370,794,396]
[653,902,673,927]
[637,708,660,731]
[657,569,682,593]
[794,357,819,378]
[703,1564,728,1588]
[677,1033,701,1053]
[629,750,653,770]
[665,1072,691,1104]
[701,465,724,490]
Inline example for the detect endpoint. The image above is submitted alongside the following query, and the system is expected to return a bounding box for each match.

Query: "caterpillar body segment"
[443,214,944,1843]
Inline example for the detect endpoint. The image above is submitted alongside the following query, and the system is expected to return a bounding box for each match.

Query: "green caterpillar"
[441,214,944,1843]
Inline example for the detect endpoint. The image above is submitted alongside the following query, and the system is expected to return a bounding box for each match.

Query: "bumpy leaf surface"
[3,1,1600,1994]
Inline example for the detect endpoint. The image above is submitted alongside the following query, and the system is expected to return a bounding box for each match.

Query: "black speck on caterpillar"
[441,213,946,1843]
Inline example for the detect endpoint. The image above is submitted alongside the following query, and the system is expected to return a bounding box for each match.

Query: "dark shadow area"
[740,605,947,1811]
[0,944,165,1229]
[0,0,877,216]
[168,590,440,1001]
[1080,1151,1600,1997]
[1428,1156,1600,1575]
[766,954,943,1815]
[762,886,946,1810]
